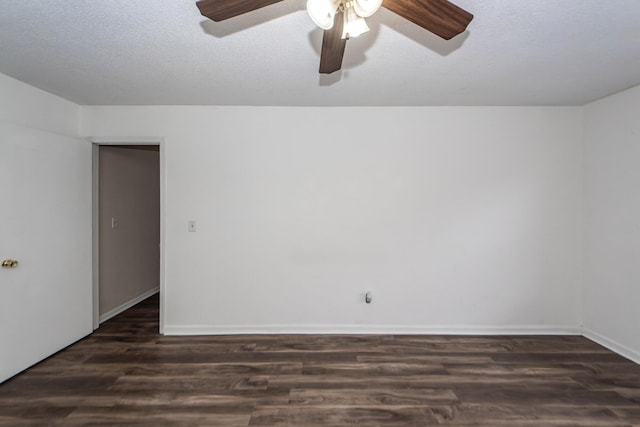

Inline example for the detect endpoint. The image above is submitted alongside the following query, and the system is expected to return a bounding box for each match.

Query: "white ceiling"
[1,0,639,106]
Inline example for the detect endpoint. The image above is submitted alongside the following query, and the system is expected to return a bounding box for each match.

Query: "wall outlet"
[111,217,120,229]
[365,291,372,304]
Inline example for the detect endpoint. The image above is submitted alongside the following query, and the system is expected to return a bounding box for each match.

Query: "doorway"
[92,140,163,331]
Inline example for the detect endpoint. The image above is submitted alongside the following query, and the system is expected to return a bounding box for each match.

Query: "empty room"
[1,0,639,425]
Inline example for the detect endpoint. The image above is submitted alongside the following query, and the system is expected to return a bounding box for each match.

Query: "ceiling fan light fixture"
[341,5,369,39]
[196,0,474,74]
[353,0,382,18]
[306,0,339,30]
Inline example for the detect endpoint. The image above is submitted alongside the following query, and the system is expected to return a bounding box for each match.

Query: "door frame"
[90,137,166,334]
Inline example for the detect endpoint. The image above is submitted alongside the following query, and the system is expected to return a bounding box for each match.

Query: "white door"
[0,122,93,382]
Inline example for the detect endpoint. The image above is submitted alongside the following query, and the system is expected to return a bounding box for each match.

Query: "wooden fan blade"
[196,0,285,21]
[319,12,347,74]
[382,0,472,40]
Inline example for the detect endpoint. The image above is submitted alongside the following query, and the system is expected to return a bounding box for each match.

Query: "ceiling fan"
[196,0,473,74]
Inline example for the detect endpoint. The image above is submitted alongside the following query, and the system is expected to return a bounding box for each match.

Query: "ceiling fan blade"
[382,0,472,40]
[319,12,347,74]
[196,0,285,21]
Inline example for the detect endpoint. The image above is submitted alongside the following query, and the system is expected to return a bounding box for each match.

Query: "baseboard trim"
[583,328,640,365]
[162,323,640,366]
[99,287,159,324]
[163,324,581,336]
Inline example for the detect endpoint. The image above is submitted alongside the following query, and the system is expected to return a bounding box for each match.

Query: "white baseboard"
[583,328,640,365]
[162,323,640,366]
[158,321,640,367]
[163,324,581,336]
[99,287,159,324]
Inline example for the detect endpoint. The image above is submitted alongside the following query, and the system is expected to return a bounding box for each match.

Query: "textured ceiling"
[0,0,639,106]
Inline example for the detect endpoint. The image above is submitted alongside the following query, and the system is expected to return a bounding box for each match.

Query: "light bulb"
[341,5,369,39]
[353,0,382,18]
[307,0,339,30]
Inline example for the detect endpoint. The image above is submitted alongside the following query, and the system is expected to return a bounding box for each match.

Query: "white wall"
[583,84,640,363]
[0,73,79,136]
[4,67,639,365]
[82,106,584,334]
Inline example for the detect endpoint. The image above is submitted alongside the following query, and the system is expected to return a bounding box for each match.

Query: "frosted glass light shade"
[341,6,369,39]
[353,0,382,18]
[307,0,339,30]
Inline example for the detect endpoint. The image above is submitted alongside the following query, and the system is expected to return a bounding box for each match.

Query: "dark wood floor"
[1,295,640,426]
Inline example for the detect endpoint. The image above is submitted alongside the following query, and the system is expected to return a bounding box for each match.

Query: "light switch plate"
[188,220,196,232]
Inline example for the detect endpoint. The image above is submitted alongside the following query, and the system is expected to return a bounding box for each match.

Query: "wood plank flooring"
[1,294,640,426]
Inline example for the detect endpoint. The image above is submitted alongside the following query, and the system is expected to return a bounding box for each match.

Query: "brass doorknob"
[2,259,18,268]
